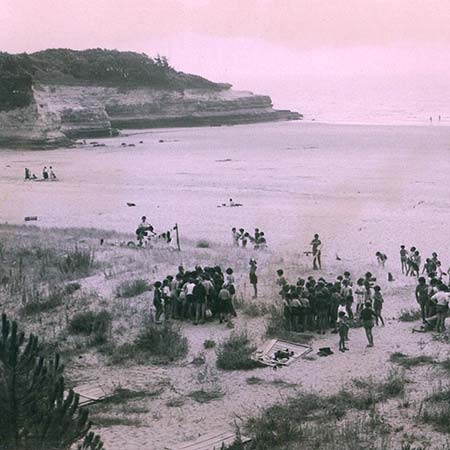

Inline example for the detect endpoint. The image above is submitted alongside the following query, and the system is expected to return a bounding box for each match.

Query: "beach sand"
[1,121,450,449]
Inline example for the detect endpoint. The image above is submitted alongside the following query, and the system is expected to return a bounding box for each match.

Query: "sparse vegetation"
[116,279,150,298]
[64,282,82,295]
[390,352,436,369]
[196,239,211,248]
[420,386,450,433]
[188,388,224,403]
[216,332,263,371]
[203,339,217,349]
[21,287,64,315]
[59,247,95,278]
[68,310,112,346]
[110,322,188,365]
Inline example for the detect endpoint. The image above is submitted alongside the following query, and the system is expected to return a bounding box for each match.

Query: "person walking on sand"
[360,302,378,347]
[338,311,349,352]
[310,234,322,270]
[249,258,258,298]
[43,166,49,180]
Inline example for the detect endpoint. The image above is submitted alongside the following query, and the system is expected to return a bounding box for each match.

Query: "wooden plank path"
[72,383,116,406]
[165,429,250,450]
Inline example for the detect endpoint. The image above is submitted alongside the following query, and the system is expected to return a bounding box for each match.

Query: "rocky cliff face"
[0,83,301,148]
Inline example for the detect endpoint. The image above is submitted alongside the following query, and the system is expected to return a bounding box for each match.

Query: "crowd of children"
[231,227,267,249]
[151,265,237,325]
[276,269,384,349]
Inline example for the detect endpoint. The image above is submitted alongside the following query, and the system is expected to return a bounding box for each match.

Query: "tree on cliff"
[0,313,103,450]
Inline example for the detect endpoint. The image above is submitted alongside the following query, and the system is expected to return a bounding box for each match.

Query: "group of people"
[231,227,267,250]
[400,246,448,280]
[276,269,384,349]
[135,216,176,248]
[152,265,238,325]
[24,166,57,181]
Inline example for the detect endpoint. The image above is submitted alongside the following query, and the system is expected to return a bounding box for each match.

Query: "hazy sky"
[2,0,449,106]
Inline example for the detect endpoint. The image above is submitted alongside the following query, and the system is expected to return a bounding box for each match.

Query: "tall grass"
[115,279,150,298]
[68,310,112,346]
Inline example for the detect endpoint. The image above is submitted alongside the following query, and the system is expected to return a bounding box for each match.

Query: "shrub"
[188,389,224,403]
[203,339,216,349]
[68,310,112,346]
[59,247,95,278]
[216,332,263,371]
[398,309,422,322]
[64,282,81,295]
[111,322,188,365]
[196,239,211,248]
[22,288,64,315]
[116,279,150,298]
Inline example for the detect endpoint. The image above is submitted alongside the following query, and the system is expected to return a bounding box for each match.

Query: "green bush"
[216,332,263,371]
[111,322,188,365]
[116,279,150,298]
[68,310,111,346]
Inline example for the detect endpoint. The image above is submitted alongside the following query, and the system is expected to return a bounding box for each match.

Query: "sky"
[1,0,450,113]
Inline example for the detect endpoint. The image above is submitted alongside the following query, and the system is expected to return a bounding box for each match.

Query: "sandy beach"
[2,121,450,449]
[1,121,450,261]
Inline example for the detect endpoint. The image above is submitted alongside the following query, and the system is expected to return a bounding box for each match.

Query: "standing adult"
[310,234,322,270]
[360,302,378,347]
[249,258,258,299]
[43,166,49,180]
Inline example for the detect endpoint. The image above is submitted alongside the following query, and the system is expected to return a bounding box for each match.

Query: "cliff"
[0,49,301,147]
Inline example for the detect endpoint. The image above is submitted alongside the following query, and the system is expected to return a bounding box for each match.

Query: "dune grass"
[389,352,436,369]
[216,332,263,371]
[115,279,150,298]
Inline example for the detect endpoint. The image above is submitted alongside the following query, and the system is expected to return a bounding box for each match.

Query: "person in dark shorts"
[153,281,163,324]
[249,258,258,298]
[400,245,408,274]
[338,311,349,352]
[415,277,429,323]
[360,302,378,347]
[373,286,385,326]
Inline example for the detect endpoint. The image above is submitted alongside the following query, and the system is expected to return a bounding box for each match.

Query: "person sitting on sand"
[360,302,378,347]
[376,252,387,267]
[338,311,349,352]
[310,234,322,270]
[249,258,258,299]
[49,166,56,180]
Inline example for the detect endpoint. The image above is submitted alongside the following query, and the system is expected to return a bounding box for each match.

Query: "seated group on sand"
[277,269,385,349]
[152,265,237,325]
[232,227,267,249]
[24,166,57,181]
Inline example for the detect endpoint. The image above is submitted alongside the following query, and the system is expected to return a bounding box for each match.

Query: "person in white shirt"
[431,288,449,332]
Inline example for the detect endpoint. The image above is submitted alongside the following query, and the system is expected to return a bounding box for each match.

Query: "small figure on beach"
[43,166,49,180]
[136,216,155,247]
[400,245,408,274]
[360,302,378,347]
[376,251,387,267]
[338,311,349,352]
[231,227,239,246]
[310,234,322,270]
[249,258,258,298]
[24,168,30,180]
[373,286,385,326]
[49,166,57,180]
